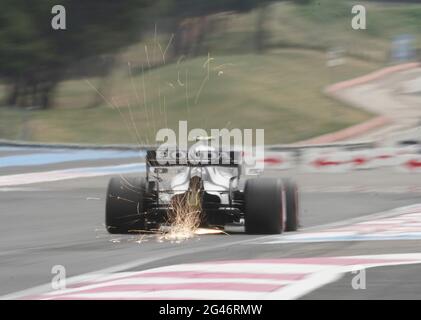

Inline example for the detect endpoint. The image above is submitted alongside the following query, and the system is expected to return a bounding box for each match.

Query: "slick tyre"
[244,178,283,234]
[105,176,146,234]
[283,178,299,232]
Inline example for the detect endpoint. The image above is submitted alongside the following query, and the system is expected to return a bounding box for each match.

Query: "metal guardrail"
[0,139,155,151]
[0,139,376,151]
[267,141,376,151]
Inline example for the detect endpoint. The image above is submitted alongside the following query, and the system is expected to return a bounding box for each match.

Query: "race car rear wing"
[146,149,241,167]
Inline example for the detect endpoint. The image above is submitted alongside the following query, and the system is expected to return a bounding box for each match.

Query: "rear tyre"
[105,176,146,234]
[244,178,283,234]
[283,178,299,232]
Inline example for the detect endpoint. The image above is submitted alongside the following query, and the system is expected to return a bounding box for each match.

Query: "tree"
[155,0,313,57]
[152,0,259,57]
[0,0,152,109]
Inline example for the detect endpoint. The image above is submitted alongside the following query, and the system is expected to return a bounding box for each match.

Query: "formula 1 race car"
[105,145,299,234]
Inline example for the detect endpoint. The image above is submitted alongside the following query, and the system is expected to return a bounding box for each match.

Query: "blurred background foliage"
[0,0,420,144]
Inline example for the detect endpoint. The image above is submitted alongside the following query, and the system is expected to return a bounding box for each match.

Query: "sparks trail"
[85,79,145,147]
[177,55,185,87]
[159,33,174,65]
[164,176,203,241]
[185,69,190,117]
[152,23,158,66]
[127,31,175,144]
[119,175,142,194]
[194,52,213,105]
[86,25,233,147]
[154,30,165,132]
[140,64,152,142]
[108,195,137,205]
[175,55,191,119]
[112,169,204,242]
[195,53,215,130]
[145,44,157,137]
[144,45,151,69]
[152,32,169,142]
[214,63,235,71]
[128,62,146,145]
[86,65,148,146]
[111,97,142,146]
[127,99,144,145]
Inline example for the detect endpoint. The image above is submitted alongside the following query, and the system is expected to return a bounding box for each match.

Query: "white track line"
[31,253,421,300]
[42,290,267,300]
[268,257,421,300]
[0,163,143,187]
[0,234,275,300]
[5,206,421,300]
[252,204,421,244]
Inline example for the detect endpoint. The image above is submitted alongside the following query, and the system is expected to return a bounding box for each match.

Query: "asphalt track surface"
[1,146,421,299]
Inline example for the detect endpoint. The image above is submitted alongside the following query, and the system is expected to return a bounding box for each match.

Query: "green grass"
[0,50,377,144]
[3,0,420,144]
